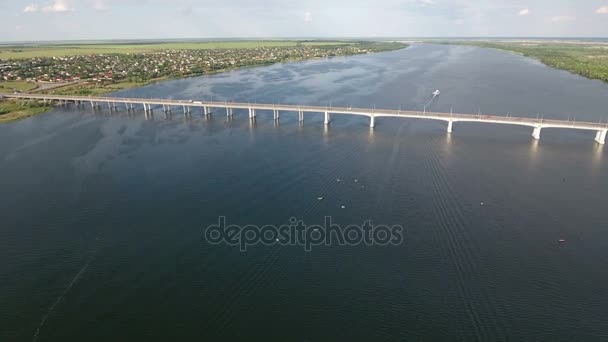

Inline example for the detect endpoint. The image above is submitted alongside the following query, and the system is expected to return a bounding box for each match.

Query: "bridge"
[3,93,607,145]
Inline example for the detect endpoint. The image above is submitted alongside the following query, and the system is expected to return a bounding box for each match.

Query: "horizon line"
[1,36,608,45]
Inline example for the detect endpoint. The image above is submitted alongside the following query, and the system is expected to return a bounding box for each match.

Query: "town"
[0,42,404,87]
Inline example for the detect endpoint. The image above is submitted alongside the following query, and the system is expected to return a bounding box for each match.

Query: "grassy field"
[0,81,38,93]
[0,100,52,123]
[0,40,351,59]
[439,40,608,83]
[45,80,157,96]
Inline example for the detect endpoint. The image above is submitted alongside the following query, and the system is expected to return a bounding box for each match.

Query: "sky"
[1,0,608,41]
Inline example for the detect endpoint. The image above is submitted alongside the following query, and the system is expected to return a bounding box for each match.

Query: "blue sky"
[2,0,608,41]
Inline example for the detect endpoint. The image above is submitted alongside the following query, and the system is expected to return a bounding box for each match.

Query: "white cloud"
[518,8,529,16]
[453,19,464,25]
[596,6,608,14]
[23,4,39,12]
[42,0,74,13]
[551,15,575,22]
[92,0,106,10]
[304,11,312,22]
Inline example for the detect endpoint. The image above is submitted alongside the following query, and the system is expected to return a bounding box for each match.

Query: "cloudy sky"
[2,0,608,41]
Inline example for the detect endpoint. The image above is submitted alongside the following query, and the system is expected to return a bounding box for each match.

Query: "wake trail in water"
[32,238,100,342]
[424,93,439,112]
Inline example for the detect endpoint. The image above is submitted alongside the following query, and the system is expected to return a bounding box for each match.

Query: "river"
[1,43,608,341]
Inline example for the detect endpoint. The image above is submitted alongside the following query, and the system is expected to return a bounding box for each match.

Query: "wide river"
[2,43,608,341]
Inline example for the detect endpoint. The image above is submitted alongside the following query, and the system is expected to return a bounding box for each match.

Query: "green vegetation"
[49,80,157,96]
[0,100,52,123]
[0,80,38,93]
[0,40,351,60]
[440,40,608,83]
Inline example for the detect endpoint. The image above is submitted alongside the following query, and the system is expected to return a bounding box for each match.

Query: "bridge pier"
[595,130,607,145]
[370,114,375,128]
[447,120,453,133]
[204,106,208,116]
[532,126,542,140]
[324,111,331,125]
[249,108,256,119]
[299,111,304,122]
[226,107,233,117]
[143,104,150,119]
[273,109,279,120]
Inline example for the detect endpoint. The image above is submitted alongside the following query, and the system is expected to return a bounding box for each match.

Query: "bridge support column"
[370,114,375,128]
[532,126,542,140]
[324,111,331,125]
[595,130,607,145]
[249,108,256,119]
[90,101,95,109]
[204,106,208,116]
[273,109,279,120]
[447,120,453,133]
[226,108,233,117]
[299,111,304,122]
[107,102,112,111]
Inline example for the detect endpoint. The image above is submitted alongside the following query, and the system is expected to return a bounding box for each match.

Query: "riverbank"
[0,41,407,123]
[0,100,52,123]
[435,40,608,83]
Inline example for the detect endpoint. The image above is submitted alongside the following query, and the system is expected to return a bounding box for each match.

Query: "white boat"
[432,90,441,97]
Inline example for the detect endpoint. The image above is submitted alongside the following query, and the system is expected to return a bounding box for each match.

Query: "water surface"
[1,44,608,341]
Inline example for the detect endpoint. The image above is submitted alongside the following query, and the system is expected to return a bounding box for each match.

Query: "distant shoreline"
[0,41,408,123]
[430,40,608,84]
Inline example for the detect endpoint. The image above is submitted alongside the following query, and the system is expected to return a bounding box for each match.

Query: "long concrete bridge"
[3,93,607,145]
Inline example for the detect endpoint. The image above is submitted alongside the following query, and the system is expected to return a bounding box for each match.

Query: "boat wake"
[424,89,441,111]
[32,238,100,342]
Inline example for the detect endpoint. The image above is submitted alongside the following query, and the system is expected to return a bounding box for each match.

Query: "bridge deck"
[4,93,608,132]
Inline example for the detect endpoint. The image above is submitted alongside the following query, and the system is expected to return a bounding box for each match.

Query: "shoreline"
[433,41,608,84]
[0,44,408,123]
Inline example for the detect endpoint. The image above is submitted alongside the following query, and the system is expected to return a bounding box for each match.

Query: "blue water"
[1,44,608,341]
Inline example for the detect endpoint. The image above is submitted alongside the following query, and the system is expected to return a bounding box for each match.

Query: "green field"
[0,81,38,93]
[438,40,608,83]
[0,40,351,59]
[0,100,52,123]
[47,80,156,96]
